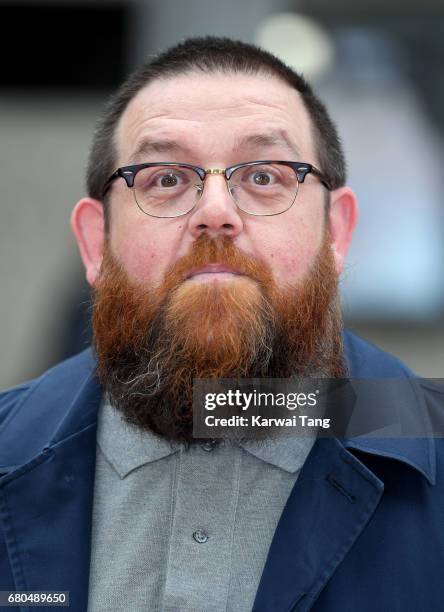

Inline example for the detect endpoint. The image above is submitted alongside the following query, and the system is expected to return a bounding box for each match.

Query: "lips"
[186,264,243,279]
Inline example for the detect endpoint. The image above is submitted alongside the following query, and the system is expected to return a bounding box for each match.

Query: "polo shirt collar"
[97,399,315,478]
[97,401,179,478]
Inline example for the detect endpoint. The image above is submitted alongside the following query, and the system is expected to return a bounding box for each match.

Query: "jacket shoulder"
[343,330,414,378]
[0,348,96,439]
[0,383,32,431]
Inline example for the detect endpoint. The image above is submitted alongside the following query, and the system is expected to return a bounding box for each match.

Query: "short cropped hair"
[86,36,346,223]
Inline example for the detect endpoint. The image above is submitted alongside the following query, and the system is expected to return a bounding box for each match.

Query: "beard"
[92,231,347,443]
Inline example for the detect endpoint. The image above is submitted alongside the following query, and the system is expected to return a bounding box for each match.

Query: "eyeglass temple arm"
[103,167,139,197]
[102,170,121,197]
[309,166,332,191]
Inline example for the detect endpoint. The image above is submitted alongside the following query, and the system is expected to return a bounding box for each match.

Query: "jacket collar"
[342,377,436,485]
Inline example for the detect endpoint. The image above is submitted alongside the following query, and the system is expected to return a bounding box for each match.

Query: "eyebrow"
[130,130,301,164]
[131,138,190,162]
[235,131,302,158]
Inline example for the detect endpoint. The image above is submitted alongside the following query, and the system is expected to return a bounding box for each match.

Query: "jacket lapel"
[252,438,384,612]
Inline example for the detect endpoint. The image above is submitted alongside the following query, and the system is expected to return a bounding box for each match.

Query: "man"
[0,37,443,612]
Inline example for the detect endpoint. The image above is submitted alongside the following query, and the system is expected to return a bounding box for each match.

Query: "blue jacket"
[0,331,443,612]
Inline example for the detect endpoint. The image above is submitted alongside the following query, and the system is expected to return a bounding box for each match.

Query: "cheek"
[257,218,323,286]
[268,243,319,285]
[118,240,160,283]
[108,194,193,284]
[109,219,177,285]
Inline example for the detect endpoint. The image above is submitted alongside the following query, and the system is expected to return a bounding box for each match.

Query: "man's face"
[108,71,327,290]
[71,70,357,442]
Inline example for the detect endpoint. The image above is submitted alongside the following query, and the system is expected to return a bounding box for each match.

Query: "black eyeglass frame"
[102,160,332,218]
[103,160,332,196]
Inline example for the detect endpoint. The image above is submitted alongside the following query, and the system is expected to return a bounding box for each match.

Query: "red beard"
[92,232,346,442]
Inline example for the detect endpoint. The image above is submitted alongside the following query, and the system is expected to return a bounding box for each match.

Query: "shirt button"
[201,440,218,452]
[193,529,209,544]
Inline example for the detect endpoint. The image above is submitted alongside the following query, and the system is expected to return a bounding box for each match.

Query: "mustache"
[156,233,276,297]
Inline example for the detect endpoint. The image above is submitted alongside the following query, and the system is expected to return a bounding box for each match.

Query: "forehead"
[115,71,317,165]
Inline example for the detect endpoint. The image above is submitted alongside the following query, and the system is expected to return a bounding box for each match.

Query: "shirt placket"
[162,442,241,612]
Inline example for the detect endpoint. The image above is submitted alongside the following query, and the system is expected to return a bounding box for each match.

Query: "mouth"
[186,264,244,282]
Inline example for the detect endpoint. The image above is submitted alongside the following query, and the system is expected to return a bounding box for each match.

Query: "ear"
[70,198,105,286]
[328,187,358,274]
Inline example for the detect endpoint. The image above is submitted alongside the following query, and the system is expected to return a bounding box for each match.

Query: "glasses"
[102,160,331,218]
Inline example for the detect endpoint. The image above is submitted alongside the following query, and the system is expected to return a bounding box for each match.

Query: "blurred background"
[1,0,443,389]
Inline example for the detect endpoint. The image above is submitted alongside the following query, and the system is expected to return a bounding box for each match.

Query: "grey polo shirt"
[87,401,315,612]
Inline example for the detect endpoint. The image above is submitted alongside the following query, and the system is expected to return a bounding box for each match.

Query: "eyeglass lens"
[132,164,300,217]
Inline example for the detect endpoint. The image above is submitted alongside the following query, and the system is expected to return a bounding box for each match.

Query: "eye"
[241,167,281,188]
[134,166,197,199]
[252,171,272,186]
[157,172,180,188]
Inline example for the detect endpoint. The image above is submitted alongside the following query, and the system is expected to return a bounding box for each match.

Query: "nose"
[187,173,244,239]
